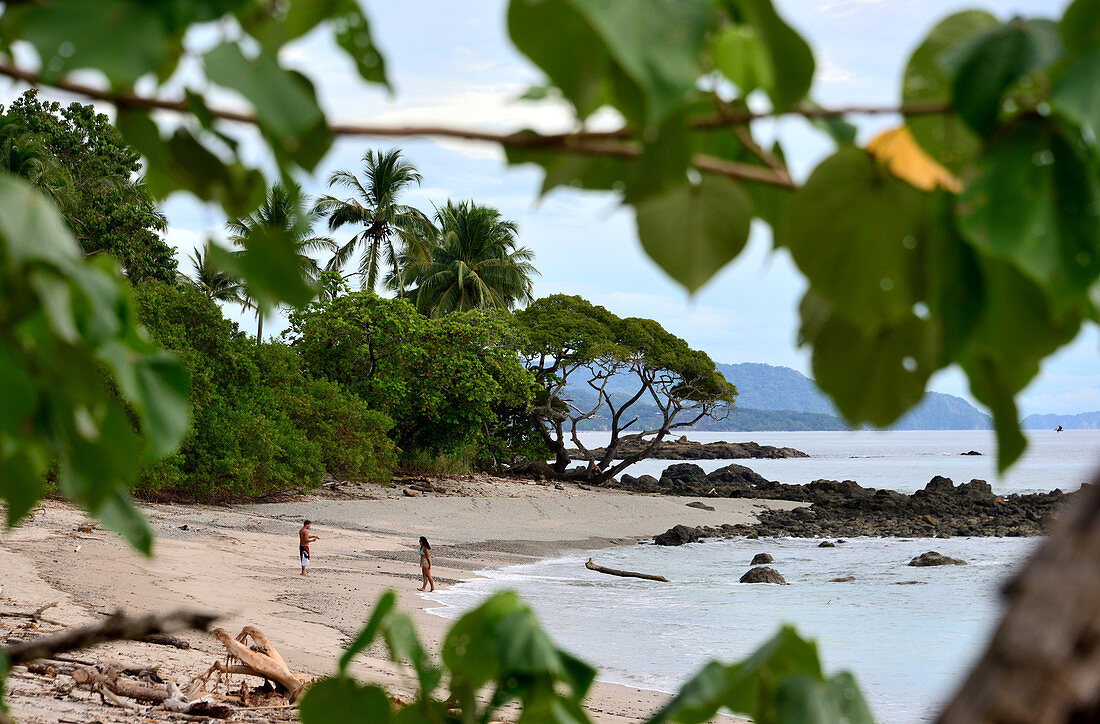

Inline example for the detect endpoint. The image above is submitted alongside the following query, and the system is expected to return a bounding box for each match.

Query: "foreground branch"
[4,610,217,666]
[0,61,952,190]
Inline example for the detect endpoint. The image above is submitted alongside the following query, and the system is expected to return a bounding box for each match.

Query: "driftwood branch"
[586,558,669,582]
[939,475,1100,722]
[3,610,217,666]
[210,627,310,702]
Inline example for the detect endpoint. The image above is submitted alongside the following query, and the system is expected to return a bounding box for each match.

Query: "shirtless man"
[299,520,319,576]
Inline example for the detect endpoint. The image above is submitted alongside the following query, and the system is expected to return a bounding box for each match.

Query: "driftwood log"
[585,558,669,582]
[200,626,311,702]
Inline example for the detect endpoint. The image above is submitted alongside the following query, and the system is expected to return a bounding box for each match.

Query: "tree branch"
[0,62,952,191]
[4,610,218,666]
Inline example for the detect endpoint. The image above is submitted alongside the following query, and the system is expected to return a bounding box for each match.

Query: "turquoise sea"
[424,430,1100,723]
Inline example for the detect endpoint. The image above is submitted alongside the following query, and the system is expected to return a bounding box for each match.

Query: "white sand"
[1,479,796,721]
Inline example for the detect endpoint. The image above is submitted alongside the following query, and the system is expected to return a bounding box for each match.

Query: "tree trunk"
[938,473,1100,723]
[256,311,263,341]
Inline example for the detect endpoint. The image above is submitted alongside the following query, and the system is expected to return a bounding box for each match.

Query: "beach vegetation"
[288,292,539,463]
[515,294,736,479]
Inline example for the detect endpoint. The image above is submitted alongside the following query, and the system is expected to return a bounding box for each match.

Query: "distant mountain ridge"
[564,362,993,431]
[1022,411,1100,430]
[718,363,992,431]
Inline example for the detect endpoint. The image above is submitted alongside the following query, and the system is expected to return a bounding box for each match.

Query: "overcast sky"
[7,0,1096,416]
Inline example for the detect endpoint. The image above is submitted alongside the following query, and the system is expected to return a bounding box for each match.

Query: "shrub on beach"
[133,282,395,499]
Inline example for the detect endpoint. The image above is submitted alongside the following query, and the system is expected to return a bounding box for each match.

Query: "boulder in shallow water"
[829,576,855,583]
[908,551,967,566]
[961,450,982,456]
[654,525,701,546]
[818,541,836,548]
[739,566,787,584]
[750,552,773,565]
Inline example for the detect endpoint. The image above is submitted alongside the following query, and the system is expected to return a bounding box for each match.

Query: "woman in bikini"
[417,536,435,592]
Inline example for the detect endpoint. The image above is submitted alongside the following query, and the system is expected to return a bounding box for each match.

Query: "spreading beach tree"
[515,294,735,479]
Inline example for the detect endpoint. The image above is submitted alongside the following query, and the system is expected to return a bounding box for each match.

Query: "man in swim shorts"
[299,520,319,576]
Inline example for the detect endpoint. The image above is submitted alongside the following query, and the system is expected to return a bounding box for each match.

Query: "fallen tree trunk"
[210,627,310,701]
[585,558,669,582]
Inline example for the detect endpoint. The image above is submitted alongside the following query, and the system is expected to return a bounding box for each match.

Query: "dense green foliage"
[516,295,735,476]
[298,590,873,724]
[402,200,538,317]
[135,282,395,499]
[289,293,538,462]
[0,91,177,282]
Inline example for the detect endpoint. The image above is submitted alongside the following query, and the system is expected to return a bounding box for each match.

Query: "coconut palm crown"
[313,148,434,293]
[400,200,538,317]
[225,182,332,339]
[184,246,244,304]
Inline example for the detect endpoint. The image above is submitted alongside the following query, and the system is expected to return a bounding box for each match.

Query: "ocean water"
[574,429,1100,494]
[426,536,1037,723]
[422,431,1100,722]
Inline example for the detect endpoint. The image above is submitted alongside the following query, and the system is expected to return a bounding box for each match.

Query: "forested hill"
[718,363,992,430]
[566,362,994,431]
[1022,412,1100,430]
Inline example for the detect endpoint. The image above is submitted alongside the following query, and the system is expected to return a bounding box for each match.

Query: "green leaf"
[298,677,393,724]
[339,590,396,673]
[506,142,636,194]
[0,446,46,528]
[778,148,928,327]
[571,0,710,130]
[713,25,774,95]
[902,10,998,169]
[247,0,339,51]
[957,120,1100,310]
[949,18,1063,136]
[727,0,815,111]
[0,350,36,435]
[0,175,81,268]
[507,0,614,119]
[203,43,331,168]
[924,194,984,362]
[95,491,155,556]
[646,661,732,724]
[801,293,939,428]
[332,0,390,89]
[634,175,752,292]
[208,229,317,312]
[443,591,526,687]
[1061,0,1100,56]
[823,672,876,723]
[495,611,564,676]
[1052,48,1100,141]
[5,0,167,86]
[130,352,191,459]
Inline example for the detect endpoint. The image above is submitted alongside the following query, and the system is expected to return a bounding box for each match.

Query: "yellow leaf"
[866,126,962,193]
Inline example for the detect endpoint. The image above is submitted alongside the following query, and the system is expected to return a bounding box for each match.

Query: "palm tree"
[184,246,244,304]
[313,149,434,293]
[0,118,77,212]
[226,182,332,339]
[400,200,538,317]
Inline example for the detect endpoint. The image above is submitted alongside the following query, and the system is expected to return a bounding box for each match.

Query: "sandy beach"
[1,478,799,722]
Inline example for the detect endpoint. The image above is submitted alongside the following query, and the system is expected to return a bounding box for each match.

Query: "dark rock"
[739,566,787,584]
[962,450,982,456]
[790,507,816,521]
[567,434,809,461]
[686,501,715,511]
[895,581,924,585]
[818,541,836,548]
[921,476,956,496]
[829,576,855,583]
[661,463,708,485]
[908,551,967,567]
[706,464,768,487]
[750,553,773,565]
[654,525,701,546]
[957,479,994,500]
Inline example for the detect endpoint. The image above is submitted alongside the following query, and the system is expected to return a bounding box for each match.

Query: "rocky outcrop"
[614,463,769,496]
[568,435,808,461]
[641,475,1074,539]
[739,566,787,584]
[909,551,967,566]
[654,525,702,546]
[686,501,715,511]
[750,552,773,565]
[829,576,856,583]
